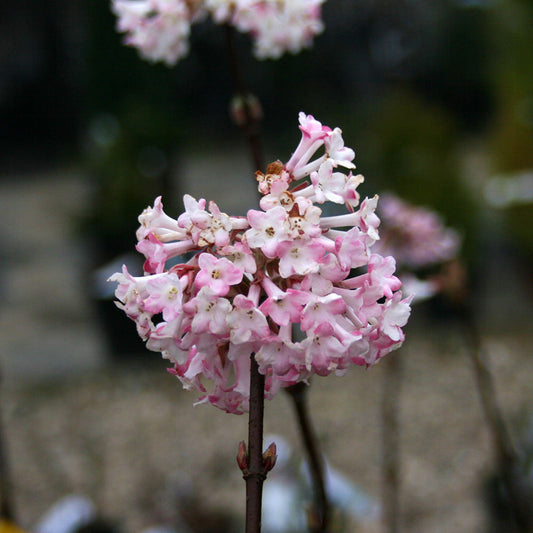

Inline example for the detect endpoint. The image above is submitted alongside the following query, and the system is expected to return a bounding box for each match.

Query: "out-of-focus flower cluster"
[373,193,461,301]
[110,113,411,413]
[111,0,325,65]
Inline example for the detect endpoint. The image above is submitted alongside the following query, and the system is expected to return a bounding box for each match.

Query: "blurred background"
[1,0,533,531]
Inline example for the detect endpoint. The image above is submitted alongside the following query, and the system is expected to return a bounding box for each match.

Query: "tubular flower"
[110,113,411,413]
[111,0,326,65]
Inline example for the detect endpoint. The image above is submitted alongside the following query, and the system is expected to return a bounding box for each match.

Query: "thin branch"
[461,309,517,467]
[0,367,15,522]
[458,305,533,528]
[381,353,402,533]
[286,382,330,532]
[244,354,267,533]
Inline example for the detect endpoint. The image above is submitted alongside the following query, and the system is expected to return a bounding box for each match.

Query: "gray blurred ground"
[0,169,108,382]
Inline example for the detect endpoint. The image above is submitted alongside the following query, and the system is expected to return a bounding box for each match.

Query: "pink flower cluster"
[112,0,203,65]
[373,193,461,300]
[111,0,325,65]
[110,113,411,413]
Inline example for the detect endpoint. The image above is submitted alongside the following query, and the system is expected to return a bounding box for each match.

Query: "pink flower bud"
[236,440,248,473]
[262,442,278,473]
[230,94,263,127]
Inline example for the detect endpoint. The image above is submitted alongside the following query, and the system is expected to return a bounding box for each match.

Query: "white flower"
[112,0,326,65]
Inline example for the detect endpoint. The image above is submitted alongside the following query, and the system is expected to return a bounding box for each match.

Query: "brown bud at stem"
[262,442,277,473]
[230,94,263,128]
[236,440,249,473]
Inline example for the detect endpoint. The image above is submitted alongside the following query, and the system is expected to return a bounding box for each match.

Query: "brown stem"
[381,354,402,533]
[286,382,330,532]
[244,353,266,533]
[0,368,15,522]
[458,306,533,528]
[459,305,518,469]
[224,24,264,172]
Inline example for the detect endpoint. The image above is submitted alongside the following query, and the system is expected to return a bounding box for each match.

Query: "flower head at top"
[111,0,326,65]
[111,0,204,66]
[110,113,411,413]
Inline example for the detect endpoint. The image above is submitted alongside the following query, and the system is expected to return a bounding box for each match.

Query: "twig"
[459,304,532,528]
[0,366,15,522]
[239,354,268,533]
[461,308,517,466]
[286,382,330,532]
[381,353,402,533]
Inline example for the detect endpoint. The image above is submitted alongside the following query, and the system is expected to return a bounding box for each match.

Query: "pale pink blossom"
[310,160,351,204]
[380,292,412,343]
[227,294,271,344]
[300,293,346,333]
[110,113,411,413]
[356,195,381,242]
[111,0,201,65]
[375,193,461,269]
[276,239,325,278]
[285,113,331,179]
[142,272,186,320]
[112,0,326,66]
[225,1,326,60]
[367,254,402,299]
[182,286,232,335]
[194,253,244,295]
[333,227,369,270]
[255,334,305,380]
[259,278,309,327]
[324,128,356,169]
[374,193,461,302]
[178,194,209,231]
[146,318,189,363]
[177,195,246,249]
[109,265,151,321]
[245,206,291,257]
[218,242,257,274]
[136,232,194,274]
[302,324,350,376]
[136,195,186,242]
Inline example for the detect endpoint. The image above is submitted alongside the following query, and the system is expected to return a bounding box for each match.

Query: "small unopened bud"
[262,442,277,473]
[230,94,263,127]
[236,440,248,473]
